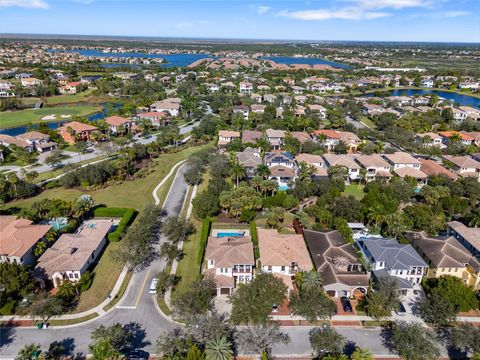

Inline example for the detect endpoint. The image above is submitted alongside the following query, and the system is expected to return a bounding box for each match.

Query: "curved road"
[0,165,189,357]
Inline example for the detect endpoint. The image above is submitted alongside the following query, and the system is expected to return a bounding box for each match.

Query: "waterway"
[260,56,351,69]
[366,89,480,109]
[0,103,121,137]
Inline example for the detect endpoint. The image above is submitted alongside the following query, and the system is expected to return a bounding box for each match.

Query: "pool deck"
[211,228,251,237]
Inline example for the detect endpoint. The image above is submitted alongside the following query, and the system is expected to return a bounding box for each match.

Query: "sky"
[0,0,479,43]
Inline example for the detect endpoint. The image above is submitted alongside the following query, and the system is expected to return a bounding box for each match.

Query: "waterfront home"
[0,216,51,266]
[0,134,34,152]
[242,130,262,145]
[303,229,369,298]
[58,121,98,144]
[265,129,286,149]
[59,81,82,94]
[35,219,113,288]
[447,221,480,261]
[236,147,262,178]
[421,79,434,88]
[459,106,480,120]
[105,115,135,135]
[258,228,313,293]
[204,235,255,296]
[356,236,428,295]
[406,231,480,290]
[442,155,480,180]
[218,130,240,149]
[323,154,361,182]
[150,98,181,117]
[353,154,392,182]
[16,131,57,153]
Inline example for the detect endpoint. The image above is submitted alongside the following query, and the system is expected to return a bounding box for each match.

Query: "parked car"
[396,302,407,316]
[341,297,353,312]
[149,278,158,294]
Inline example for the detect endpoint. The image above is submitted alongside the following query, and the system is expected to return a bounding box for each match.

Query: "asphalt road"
[0,165,189,358]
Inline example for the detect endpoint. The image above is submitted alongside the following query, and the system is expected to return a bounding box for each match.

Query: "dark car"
[341,297,353,312]
[396,302,407,316]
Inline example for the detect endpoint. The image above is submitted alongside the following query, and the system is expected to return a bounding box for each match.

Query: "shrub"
[249,221,259,259]
[239,209,256,223]
[44,180,61,189]
[197,218,212,266]
[262,192,287,208]
[108,209,136,242]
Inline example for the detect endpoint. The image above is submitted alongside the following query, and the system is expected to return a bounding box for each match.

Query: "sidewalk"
[0,265,129,322]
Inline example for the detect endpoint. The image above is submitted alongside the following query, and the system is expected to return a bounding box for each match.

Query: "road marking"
[116,306,137,309]
[135,269,150,307]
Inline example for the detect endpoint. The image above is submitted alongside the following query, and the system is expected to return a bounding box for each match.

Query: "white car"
[149,278,158,294]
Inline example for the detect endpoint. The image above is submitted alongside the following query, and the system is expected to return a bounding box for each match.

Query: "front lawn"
[0,105,101,129]
[342,184,365,200]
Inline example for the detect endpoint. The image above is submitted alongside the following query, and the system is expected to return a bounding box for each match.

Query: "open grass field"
[342,184,365,200]
[6,145,205,213]
[43,89,96,105]
[0,105,101,129]
[359,116,376,129]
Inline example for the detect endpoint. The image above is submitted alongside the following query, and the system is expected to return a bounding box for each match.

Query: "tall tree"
[236,323,290,357]
[309,326,346,357]
[390,321,440,360]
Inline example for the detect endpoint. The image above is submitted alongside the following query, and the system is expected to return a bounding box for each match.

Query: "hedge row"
[108,208,137,242]
[249,221,260,260]
[94,207,130,218]
[197,218,212,266]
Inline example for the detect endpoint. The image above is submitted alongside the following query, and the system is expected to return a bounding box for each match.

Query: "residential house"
[35,219,113,288]
[258,229,313,293]
[150,98,181,117]
[137,111,170,127]
[418,159,457,180]
[438,131,474,146]
[105,116,135,135]
[239,81,253,94]
[251,93,262,103]
[218,130,240,149]
[0,134,34,152]
[307,104,327,119]
[263,94,277,104]
[362,104,385,116]
[251,104,266,114]
[58,121,98,144]
[21,77,43,87]
[0,216,51,266]
[443,155,480,180]
[304,229,369,298]
[290,132,312,144]
[15,72,33,80]
[353,154,392,182]
[232,105,250,119]
[416,133,445,149]
[383,152,427,184]
[242,130,262,145]
[323,154,361,182]
[236,148,262,178]
[406,231,480,290]
[59,81,81,94]
[295,153,328,179]
[265,129,286,149]
[204,235,255,295]
[16,131,57,153]
[447,221,480,261]
[311,130,340,151]
[338,131,362,153]
[421,79,434,88]
[357,236,428,294]
[265,151,295,168]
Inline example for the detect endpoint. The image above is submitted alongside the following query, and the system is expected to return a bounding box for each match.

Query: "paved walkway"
[152,160,186,206]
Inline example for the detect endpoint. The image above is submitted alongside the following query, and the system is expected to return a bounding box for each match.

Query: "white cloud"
[257,5,271,14]
[279,7,390,20]
[442,10,470,17]
[354,0,433,9]
[0,0,48,8]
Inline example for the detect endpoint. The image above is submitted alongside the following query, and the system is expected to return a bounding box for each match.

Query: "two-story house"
[204,235,255,296]
[323,154,361,182]
[258,229,313,294]
[304,229,369,298]
[232,105,250,120]
[295,153,328,179]
[442,155,480,181]
[447,221,480,261]
[406,231,480,290]
[310,130,340,151]
[58,121,98,144]
[150,98,181,117]
[383,152,427,186]
[218,130,240,149]
[239,82,253,94]
[105,116,135,135]
[354,154,392,182]
[356,236,428,295]
[0,216,51,266]
[265,129,286,149]
[236,148,262,178]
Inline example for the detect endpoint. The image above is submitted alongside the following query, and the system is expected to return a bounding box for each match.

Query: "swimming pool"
[278,185,289,191]
[216,231,245,237]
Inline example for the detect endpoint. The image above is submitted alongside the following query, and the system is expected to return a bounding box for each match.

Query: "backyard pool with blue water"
[216,232,246,237]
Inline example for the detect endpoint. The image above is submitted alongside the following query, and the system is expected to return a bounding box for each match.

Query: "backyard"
[342,184,365,200]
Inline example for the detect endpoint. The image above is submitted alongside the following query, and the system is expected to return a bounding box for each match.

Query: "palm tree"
[57,280,78,299]
[251,175,262,192]
[205,336,234,360]
[300,271,323,291]
[257,164,270,179]
[7,172,19,199]
[374,141,385,154]
[24,171,39,184]
[351,347,374,360]
[231,162,246,187]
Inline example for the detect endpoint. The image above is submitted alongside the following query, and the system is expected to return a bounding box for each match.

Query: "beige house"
[35,219,113,288]
[0,216,51,266]
[204,235,255,295]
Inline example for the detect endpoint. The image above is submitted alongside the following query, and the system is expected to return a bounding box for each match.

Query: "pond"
[0,103,121,137]
[366,89,480,109]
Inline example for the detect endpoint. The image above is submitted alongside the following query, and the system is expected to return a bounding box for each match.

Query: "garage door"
[220,288,231,295]
[326,290,336,297]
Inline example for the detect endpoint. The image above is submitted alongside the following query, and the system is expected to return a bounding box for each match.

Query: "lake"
[0,103,121,137]
[367,89,480,109]
[260,56,351,69]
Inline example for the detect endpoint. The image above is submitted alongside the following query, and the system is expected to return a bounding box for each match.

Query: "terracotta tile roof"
[419,159,457,180]
[383,152,420,165]
[295,153,325,165]
[443,155,480,170]
[58,121,97,133]
[16,131,50,141]
[394,167,427,179]
[0,216,51,258]
[205,236,254,268]
[354,154,389,168]
[242,130,262,143]
[323,154,360,169]
[439,131,474,141]
[269,165,296,177]
[258,229,313,271]
[218,130,240,138]
[0,134,31,149]
[105,115,130,126]
[311,129,340,139]
[266,129,286,138]
[290,132,312,143]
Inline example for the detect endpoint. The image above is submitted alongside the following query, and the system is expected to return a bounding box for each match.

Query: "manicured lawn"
[359,116,376,129]
[48,312,98,326]
[0,105,102,129]
[103,270,132,312]
[7,146,205,212]
[342,184,365,200]
[43,90,95,105]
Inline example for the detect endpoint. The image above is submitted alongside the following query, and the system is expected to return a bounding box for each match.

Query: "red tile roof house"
[0,216,51,266]
[58,121,98,144]
[258,229,313,295]
[137,111,171,127]
[59,81,82,95]
[105,115,135,135]
[34,219,113,288]
[204,235,255,296]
